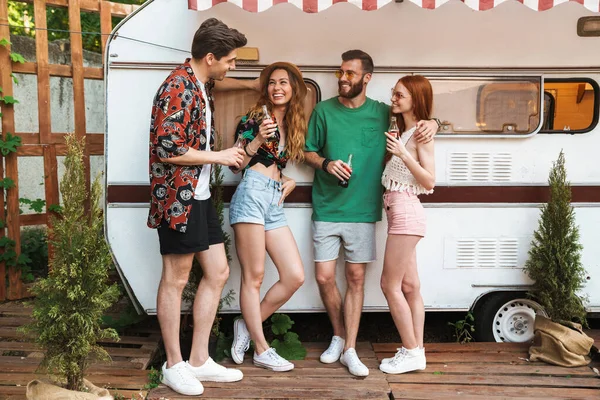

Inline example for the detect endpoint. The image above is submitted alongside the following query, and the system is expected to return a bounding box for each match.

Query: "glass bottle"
[338,154,353,188]
[388,116,400,139]
[262,105,277,142]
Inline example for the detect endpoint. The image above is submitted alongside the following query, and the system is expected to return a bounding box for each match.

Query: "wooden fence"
[0,0,138,301]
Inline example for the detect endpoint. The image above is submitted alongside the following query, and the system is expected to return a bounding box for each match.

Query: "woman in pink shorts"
[379,75,435,375]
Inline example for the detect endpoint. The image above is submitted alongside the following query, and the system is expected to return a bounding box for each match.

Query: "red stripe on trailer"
[303,0,319,12]
[479,0,496,11]
[188,0,600,12]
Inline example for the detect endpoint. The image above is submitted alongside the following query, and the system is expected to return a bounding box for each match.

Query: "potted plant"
[524,150,588,324]
[24,133,120,398]
[524,151,594,367]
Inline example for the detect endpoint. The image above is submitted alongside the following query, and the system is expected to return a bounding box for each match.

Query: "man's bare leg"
[157,253,194,368]
[343,262,366,351]
[315,260,346,338]
[188,243,229,367]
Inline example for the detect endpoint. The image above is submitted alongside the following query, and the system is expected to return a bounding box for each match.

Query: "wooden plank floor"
[147,342,390,400]
[149,334,599,400]
[374,338,600,400]
[2,300,599,400]
[0,302,160,399]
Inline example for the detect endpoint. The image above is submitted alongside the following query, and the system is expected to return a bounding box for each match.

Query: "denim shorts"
[229,169,287,231]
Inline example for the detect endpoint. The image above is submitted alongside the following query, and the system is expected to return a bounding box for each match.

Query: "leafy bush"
[270,314,306,360]
[524,151,588,325]
[25,134,120,391]
[20,226,48,279]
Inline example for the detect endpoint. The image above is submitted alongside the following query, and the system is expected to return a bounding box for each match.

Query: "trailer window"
[214,79,319,149]
[429,77,542,136]
[541,80,598,134]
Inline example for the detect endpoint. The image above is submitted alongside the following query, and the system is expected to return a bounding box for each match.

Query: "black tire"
[473,292,524,342]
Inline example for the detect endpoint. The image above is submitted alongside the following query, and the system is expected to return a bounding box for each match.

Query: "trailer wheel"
[474,293,547,343]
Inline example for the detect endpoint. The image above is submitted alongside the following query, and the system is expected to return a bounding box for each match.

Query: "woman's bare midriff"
[249,162,281,181]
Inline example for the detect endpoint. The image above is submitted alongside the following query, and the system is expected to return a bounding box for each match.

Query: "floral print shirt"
[234,115,288,170]
[147,59,215,232]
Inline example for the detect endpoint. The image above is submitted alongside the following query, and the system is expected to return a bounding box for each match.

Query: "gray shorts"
[312,221,376,263]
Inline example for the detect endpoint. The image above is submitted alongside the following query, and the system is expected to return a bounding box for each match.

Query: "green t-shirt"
[305,97,389,222]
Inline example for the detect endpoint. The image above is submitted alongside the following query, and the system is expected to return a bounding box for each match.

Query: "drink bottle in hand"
[338,154,353,188]
[262,105,277,142]
[388,116,400,139]
[229,136,245,172]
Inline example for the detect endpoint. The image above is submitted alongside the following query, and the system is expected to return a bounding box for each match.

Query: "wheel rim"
[492,298,547,343]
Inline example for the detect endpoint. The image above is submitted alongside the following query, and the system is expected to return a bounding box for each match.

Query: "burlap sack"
[529,315,594,367]
[26,379,113,400]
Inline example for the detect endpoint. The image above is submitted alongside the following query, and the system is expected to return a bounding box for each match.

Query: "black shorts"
[157,199,224,255]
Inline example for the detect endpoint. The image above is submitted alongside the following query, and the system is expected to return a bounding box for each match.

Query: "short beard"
[338,80,364,99]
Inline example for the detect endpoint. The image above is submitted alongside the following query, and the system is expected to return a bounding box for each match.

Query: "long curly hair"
[247,66,307,163]
[384,75,433,164]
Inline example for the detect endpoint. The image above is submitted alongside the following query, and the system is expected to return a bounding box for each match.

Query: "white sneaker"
[381,346,426,364]
[231,318,251,364]
[161,361,204,396]
[340,348,369,377]
[320,335,345,364]
[379,347,426,374]
[381,347,405,364]
[186,358,243,382]
[253,348,294,372]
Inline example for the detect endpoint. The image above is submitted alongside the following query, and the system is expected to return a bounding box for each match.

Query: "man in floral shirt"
[148,18,248,395]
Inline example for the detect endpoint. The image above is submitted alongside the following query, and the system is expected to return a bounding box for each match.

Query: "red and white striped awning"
[188,0,600,12]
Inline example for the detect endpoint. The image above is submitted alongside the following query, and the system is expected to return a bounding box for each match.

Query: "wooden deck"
[148,332,600,400]
[1,300,598,399]
[0,302,160,399]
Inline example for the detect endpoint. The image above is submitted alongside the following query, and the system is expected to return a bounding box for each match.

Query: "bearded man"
[303,50,439,377]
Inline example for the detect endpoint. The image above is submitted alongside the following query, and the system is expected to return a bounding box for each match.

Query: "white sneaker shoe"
[381,347,405,364]
[231,318,251,364]
[320,335,345,364]
[186,358,243,382]
[340,348,369,377]
[253,348,294,372]
[379,347,426,374]
[161,361,204,395]
[381,346,426,364]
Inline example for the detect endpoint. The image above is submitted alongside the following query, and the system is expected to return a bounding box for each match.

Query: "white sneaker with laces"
[186,357,243,382]
[320,335,345,364]
[382,346,426,364]
[379,347,426,374]
[231,318,251,364]
[161,361,204,395]
[253,348,294,372]
[381,347,405,364]
[340,348,369,377]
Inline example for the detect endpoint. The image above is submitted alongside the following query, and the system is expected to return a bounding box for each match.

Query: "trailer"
[105,0,600,342]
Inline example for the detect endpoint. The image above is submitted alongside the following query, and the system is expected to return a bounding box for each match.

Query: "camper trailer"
[104,0,600,343]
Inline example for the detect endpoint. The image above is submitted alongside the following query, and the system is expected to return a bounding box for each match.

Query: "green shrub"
[20,226,48,278]
[25,134,120,391]
[524,151,587,325]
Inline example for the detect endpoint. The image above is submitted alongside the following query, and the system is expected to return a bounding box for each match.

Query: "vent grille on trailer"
[455,238,519,268]
[448,153,512,182]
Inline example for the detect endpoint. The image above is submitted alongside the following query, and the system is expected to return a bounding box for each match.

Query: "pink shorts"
[384,191,426,237]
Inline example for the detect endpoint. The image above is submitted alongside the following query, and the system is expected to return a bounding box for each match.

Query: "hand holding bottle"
[384,132,408,159]
[388,116,400,139]
[338,154,353,188]
[261,105,278,142]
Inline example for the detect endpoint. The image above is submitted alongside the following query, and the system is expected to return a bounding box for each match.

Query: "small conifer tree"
[524,151,587,324]
[27,134,120,391]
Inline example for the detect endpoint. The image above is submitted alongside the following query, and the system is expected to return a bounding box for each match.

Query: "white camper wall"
[105,0,600,314]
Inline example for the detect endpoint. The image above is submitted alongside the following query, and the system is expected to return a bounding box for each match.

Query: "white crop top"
[381,127,433,195]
